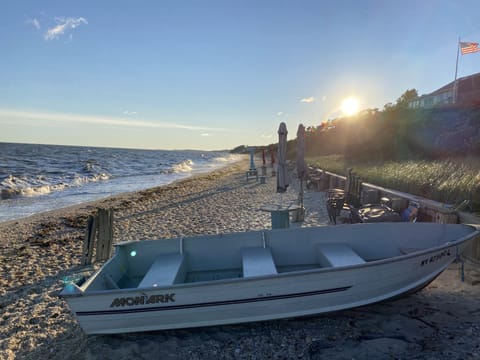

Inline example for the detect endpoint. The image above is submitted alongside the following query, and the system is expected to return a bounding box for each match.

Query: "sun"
[341,97,360,116]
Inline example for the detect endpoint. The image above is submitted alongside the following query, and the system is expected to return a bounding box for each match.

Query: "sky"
[1,0,480,151]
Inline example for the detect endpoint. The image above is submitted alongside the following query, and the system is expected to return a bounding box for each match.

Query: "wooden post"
[96,208,114,262]
[345,168,352,193]
[82,215,97,265]
[328,175,337,189]
[458,212,480,264]
[354,176,362,207]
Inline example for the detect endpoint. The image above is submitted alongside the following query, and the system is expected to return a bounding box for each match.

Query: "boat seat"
[316,243,365,267]
[242,247,278,277]
[138,253,186,288]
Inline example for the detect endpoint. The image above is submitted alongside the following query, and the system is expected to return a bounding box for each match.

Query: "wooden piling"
[82,215,97,265]
[96,208,114,262]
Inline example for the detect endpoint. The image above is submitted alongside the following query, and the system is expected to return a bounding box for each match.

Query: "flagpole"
[453,37,460,104]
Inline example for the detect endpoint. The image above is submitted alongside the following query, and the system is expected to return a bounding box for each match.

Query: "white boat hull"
[60,223,479,334]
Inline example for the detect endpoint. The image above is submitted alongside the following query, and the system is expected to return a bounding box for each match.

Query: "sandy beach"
[1,159,479,360]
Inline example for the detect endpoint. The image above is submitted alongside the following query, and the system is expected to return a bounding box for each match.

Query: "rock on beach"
[0,160,479,359]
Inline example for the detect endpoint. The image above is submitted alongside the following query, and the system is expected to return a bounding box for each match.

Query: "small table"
[260,204,301,229]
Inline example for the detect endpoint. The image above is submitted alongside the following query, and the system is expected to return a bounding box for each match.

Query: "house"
[409,72,480,109]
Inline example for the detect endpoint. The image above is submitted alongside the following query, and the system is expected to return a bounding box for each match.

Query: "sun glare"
[341,97,360,116]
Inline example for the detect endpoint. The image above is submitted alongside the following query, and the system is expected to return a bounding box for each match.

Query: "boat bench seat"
[138,253,186,288]
[316,243,365,267]
[242,247,277,277]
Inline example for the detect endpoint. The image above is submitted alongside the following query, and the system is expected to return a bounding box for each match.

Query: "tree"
[395,89,419,108]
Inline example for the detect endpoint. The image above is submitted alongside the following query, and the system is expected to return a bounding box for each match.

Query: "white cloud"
[123,110,138,116]
[277,112,284,116]
[27,18,41,30]
[201,133,210,137]
[0,108,231,132]
[44,17,87,41]
[300,97,315,103]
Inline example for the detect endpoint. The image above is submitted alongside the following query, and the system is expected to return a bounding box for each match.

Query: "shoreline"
[1,160,479,359]
[0,159,241,224]
[0,153,245,225]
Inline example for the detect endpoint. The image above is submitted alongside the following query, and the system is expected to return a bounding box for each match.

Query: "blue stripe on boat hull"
[76,286,352,317]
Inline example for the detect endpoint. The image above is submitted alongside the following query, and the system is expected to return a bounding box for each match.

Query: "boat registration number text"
[420,249,451,267]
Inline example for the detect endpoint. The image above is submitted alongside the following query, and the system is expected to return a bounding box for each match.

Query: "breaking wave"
[0,143,241,222]
[0,172,110,200]
[170,159,194,173]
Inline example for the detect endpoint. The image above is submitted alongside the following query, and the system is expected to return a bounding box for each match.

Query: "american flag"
[460,41,480,55]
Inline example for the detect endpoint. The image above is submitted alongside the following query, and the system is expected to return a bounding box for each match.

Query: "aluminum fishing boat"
[60,222,479,334]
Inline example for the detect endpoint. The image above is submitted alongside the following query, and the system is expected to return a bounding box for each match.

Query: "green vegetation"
[302,106,480,163]
[262,90,480,212]
[307,155,480,212]
[296,88,480,163]
[294,90,480,212]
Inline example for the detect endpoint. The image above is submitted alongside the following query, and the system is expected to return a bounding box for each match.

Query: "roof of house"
[426,72,480,96]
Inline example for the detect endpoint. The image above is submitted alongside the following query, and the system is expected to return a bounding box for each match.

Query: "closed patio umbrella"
[270,145,276,176]
[276,122,290,193]
[261,148,267,176]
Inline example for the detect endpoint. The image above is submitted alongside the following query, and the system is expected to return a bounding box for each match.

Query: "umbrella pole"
[295,176,305,222]
[299,177,304,208]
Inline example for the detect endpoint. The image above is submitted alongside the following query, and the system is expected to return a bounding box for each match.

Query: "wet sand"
[1,160,479,359]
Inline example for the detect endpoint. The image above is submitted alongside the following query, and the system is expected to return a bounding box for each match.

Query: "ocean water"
[0,143,242,223]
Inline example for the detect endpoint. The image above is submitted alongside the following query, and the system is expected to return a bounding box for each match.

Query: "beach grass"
[307,155,480,211]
